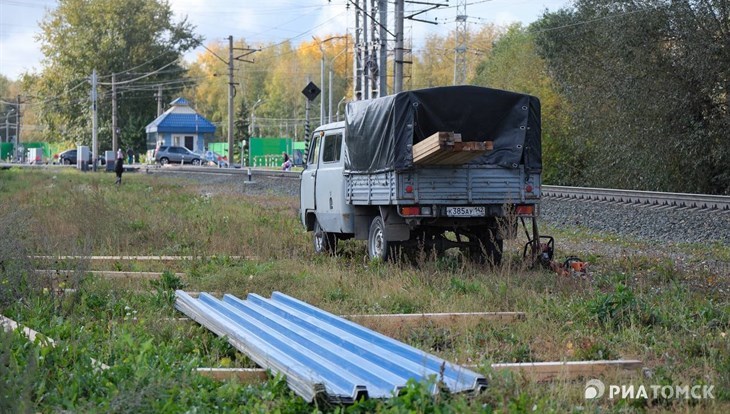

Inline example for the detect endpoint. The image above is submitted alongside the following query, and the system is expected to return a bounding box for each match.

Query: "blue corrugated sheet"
[175,290,487,403]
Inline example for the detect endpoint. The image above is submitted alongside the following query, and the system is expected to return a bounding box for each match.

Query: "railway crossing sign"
[301,82,321,102]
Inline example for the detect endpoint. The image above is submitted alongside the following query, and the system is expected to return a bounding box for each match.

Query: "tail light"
[515,205,535,216]
[401,206,420,216]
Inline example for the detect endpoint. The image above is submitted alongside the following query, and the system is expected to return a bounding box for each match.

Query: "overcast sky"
[0,0,570,81]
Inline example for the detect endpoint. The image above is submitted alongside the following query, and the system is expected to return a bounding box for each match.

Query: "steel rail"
[541,185,730,212]
[154,167,729,212]
[20,162,723,212]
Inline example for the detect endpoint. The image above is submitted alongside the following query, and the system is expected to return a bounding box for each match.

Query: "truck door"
[314,131,344,232]
[299,132,321,225]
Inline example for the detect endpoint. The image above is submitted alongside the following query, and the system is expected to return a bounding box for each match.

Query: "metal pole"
[354,0,362,100]
[227,35,234,168]
[379,0,388,97]
[320,53,325,125]
[157,85,163,116]
[362,0,369,100]
[112,72,118,153]
[328,67,333,123]
[15,95,21,160]
[394,0,404,93]
[91,70,98,170]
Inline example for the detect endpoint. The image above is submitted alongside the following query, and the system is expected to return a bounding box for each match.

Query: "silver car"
[154,146,202,165]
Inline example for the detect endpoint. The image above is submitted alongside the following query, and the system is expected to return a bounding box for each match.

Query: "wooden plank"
[413,135,493,165]
[196,367,270,383]
[488,360,643,382]
[37,270,186,280]
[30,255,249,261]
[194,360,642,383]
[345,311,525,338]
[1,314,110,370]
[413,131,460,163]
[347,312,525,325]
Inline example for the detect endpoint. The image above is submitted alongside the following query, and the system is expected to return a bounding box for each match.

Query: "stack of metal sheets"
[175,290,487,403]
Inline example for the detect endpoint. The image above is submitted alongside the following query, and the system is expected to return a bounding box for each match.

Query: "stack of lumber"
[412,131,493,165]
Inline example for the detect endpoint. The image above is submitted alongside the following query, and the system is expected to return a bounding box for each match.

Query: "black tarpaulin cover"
[343,85,541,173]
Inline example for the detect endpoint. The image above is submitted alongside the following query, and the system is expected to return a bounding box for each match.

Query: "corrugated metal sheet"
[175,290,487,403]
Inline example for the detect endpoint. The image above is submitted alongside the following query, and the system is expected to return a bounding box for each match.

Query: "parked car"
[154,146,202,165]
[57,149,105,165]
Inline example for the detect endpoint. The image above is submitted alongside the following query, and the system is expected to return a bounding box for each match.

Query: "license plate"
[446,206,485,217]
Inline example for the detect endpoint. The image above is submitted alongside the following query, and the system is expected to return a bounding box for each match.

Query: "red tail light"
[400,206,420,216]
[515,205,534,216]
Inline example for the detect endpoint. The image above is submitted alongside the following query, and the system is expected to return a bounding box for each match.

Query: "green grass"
[1,168,728,413]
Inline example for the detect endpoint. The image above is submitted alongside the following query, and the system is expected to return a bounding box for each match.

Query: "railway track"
[168,166,729,213]
[541,185,730,213]
[7,163,729,213]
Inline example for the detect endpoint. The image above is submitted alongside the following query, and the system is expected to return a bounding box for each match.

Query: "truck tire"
[313,219,336,254]
[368,216,390,261]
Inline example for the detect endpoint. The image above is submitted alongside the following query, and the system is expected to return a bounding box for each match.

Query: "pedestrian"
[127,148,134,164]
[282,152,292,171]
[115,148,124,185]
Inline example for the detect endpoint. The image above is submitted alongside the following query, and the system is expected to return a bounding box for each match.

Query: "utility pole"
[378,0,388,97]
[112,73,118,152]
[91,69,98,170]
[454,0,467,85]
[320,52,325,124]
[394,0,404,93]
[354,0,362,99]
[156,85,163,116]
[15,95,21,160]
[228,35,234,167]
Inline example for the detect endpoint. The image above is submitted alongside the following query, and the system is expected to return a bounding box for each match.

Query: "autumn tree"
[24,0,201,152]
[411,25,501,89]
[472,25,578,184]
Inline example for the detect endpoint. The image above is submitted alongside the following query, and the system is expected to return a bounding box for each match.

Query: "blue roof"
[175,290,487,403]
[170,97,190,106]
[146,113,216,134]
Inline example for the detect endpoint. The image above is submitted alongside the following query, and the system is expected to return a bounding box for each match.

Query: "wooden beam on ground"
[0,314,109,370]
[195,368,269,383]
[346,311,525,327]
[36,270,186,280]
[488,360,643,382]
[195,360,643,383]
[30,255,249,261]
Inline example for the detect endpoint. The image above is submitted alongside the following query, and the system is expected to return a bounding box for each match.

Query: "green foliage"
[0,329,36,413]
[150,271,186,308]
[472,25,579,185]
[24,0,201,151]
[586,283,658,329]
[533,0,730,194]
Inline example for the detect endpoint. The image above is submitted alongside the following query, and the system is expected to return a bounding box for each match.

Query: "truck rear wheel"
[368,216,390,261]
[313,219,336,254]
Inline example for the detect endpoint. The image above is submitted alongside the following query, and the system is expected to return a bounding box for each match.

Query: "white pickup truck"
[300,85,544,264]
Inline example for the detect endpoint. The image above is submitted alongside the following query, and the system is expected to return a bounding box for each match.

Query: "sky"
[0,0,571,82]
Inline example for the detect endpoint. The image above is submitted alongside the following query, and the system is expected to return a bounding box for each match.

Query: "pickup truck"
[300,85,543,264]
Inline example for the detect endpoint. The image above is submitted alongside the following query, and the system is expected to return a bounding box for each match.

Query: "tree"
[23,0,201,153]
[411,25,501,89]
[533,0,730,194]
[472,25,578,185]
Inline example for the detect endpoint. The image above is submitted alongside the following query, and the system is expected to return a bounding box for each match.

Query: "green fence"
[248,137,295,167]
[1,143,12,160]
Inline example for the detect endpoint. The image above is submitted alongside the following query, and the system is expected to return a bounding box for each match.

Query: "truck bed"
[345,165,540,206]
